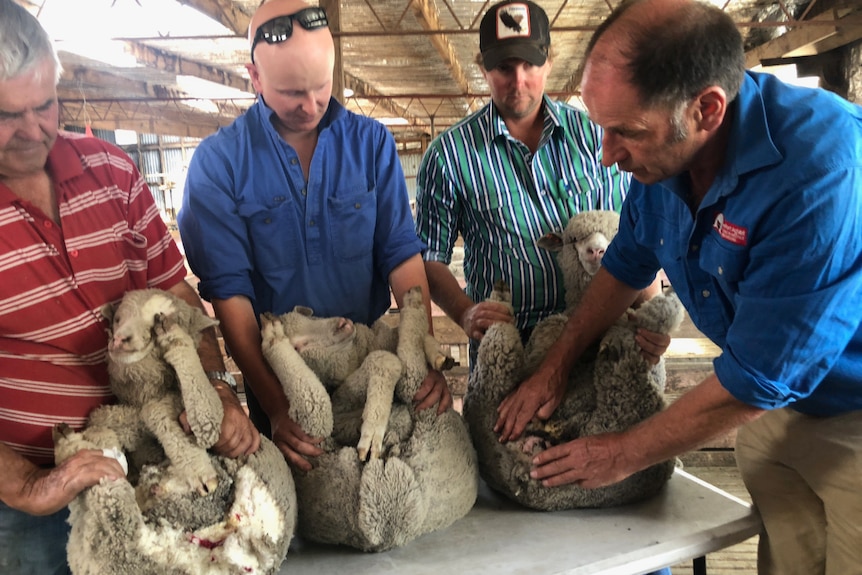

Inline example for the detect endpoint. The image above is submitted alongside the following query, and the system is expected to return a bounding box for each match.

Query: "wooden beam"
[124,42,253,94]
[746,8,862,68]
[58,60,187,101]
[344,73,427,128]
[409,0,481,114]
[58,99,232,138]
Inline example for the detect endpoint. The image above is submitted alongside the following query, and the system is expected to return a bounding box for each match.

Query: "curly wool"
[464,211,685,510]
[54,289,297,575]
[261,286,477,552]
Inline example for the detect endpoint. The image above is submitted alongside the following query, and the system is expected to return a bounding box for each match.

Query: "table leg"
[692,556,707,575]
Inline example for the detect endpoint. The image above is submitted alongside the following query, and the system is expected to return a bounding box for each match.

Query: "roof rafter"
[124,42,253,94]
[408,0,480,114]
[746,6,862,67]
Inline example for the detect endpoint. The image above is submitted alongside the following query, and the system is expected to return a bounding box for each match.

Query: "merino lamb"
[53,289,297,575]
[463,210,685,510]
[260,286,478,552]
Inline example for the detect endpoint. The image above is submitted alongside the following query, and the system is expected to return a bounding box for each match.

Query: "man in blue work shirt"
[178,0,451,472]
[497,1,862,573]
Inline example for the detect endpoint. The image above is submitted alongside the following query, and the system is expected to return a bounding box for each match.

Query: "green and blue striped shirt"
[415,96,631,331]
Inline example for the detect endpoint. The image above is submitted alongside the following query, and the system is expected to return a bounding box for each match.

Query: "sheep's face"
[570,231,610,277]
[105,292,177,364]
[282,308,356,354]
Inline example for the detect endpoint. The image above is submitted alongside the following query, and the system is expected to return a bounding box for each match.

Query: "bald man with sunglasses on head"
[178,0,452,472]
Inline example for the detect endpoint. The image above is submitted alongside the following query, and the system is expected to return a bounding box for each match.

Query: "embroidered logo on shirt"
[712,213,748,246]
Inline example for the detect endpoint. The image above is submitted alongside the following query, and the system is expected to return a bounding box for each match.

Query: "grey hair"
[0,0,63,84]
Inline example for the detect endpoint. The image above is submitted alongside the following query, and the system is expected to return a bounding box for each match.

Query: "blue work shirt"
[178,98,424,324]
[603,71,862,417]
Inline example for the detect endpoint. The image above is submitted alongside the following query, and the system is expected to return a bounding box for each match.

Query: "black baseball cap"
[479,1,551,70]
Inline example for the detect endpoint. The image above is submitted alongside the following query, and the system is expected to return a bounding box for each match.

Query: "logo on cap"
[496,4,532,40]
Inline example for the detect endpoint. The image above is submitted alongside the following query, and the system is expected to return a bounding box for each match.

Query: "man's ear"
[694,86,727,133]
[246,62,262,93]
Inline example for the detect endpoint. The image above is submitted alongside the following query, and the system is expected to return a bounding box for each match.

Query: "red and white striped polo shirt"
[0,132,187,465]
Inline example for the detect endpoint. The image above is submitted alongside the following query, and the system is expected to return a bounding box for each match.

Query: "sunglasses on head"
[251,7,329,63]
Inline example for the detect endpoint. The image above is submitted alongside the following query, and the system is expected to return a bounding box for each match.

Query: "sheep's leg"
[54,405,147,466]
[153,313,222,448]
[471,321,525,403]
[586,294,684,436]
[140,395,218,495]
[395,287,430,402]
[52,423,104,466]
[423,333,455,371]
[84,404,146,452]
[260,313,333,438]
[586,322,666,436]
[356,350,402,461]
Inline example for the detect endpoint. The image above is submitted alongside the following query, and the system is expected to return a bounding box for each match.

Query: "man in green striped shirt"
[415,0,663,364]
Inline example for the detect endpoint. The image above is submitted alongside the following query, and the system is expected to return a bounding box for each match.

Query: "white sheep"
[463,211,685,510]
[260,286,478,552]
[53,289,297,575]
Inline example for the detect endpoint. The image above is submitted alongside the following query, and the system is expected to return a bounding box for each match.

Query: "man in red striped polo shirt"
[0,2,259,572]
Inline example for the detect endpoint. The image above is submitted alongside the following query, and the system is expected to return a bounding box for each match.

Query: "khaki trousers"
[736,407,862,575]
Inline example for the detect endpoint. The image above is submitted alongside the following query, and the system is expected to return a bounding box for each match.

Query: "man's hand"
[530,433,632,489]
[212,384,261,457]
[178,384,261,458]
[634,326,671,366]
[413,369,453,414]
[494,363,568,442]
[460,301,515,341]
[8,450,125,516]
[270,411,324,472]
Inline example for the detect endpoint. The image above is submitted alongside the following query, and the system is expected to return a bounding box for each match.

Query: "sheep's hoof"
[433,354,456,371]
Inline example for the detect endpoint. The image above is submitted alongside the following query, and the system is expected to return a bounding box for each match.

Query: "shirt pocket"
[328,188,378,262]
[238,199,303,271]
[700,232,748,296]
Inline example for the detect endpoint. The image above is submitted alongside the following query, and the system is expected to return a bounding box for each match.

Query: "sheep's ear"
[294,305,314,317]
[537,232,564,252]
[100,302,118,322]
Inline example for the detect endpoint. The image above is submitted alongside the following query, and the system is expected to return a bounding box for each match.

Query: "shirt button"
[309,220,316,227]
[44,220,53,229]
[354,203,361,209]
[264,218,271,224]
[660,238,664,245]
[691,244,699,251]
[69,249,79,258]
[717,266,723,275]
[702,290,711,298]
[301,188,307,196]
[290,158,298,165]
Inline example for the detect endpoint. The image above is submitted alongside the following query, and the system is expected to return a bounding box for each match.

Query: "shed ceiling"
[18,0,862,142]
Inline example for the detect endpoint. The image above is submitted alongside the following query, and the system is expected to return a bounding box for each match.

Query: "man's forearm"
[543,267,641,376]
[212,297,289,421]
[0,442,40,509]
[424,260,474,328]
[167,280,227,373]
[620,374,765,473]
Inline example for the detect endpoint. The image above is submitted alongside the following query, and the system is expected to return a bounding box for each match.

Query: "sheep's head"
[281,306,356,354]
[539,210,620,277]
[102,291,178,365]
